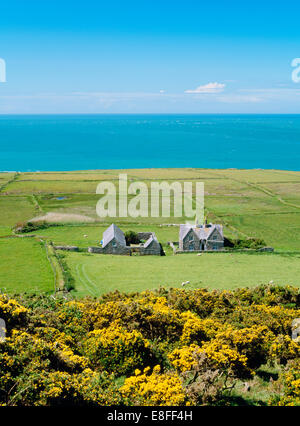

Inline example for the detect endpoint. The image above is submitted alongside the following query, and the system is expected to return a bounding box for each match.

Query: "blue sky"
[0,0,300,113]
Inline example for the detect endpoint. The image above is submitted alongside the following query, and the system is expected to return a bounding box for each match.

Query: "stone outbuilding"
[88,224,162,255]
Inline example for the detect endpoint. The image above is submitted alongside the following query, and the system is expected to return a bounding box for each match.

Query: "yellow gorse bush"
[269,334,300,363]
[0,283,299,406]
[271,361,300,406]
[169,344,200,372]
[83,321,151,374]
[180,311,222,344]
[168,342,250,378]
[0,295,27,323]
[120,366,186,406]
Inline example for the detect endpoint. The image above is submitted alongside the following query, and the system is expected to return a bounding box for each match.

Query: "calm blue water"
[0,114,300,171]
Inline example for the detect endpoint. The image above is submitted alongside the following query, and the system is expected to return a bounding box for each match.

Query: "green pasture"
[64,251,300,298]
[227,212,300,251]
[1,168,300,296]
[21,171,121,181]
[0,196,38,231]
[0,237,54,294]
[2,180,100,194]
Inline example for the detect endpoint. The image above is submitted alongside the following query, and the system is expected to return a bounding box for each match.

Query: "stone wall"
[88,247,104,254]
[88,237,161,256]
[88,231,162,256]
[53,246,79,252]
[89,241,131,255]
[181,237,224,252]
[258,247,274,252]
[205,240,224,251]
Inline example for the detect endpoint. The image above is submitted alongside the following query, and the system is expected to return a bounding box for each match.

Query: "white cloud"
[184,82,225,94]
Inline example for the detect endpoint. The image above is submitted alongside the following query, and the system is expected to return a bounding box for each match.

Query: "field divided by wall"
[1,168,300,295]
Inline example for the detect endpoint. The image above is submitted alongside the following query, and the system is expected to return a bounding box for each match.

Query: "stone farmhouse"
[88,224,162,255]
[179,222,224,252]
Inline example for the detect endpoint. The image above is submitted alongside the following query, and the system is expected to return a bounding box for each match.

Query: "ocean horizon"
[1,113,300,172]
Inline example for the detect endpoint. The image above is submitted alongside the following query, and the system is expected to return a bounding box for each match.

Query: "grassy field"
[64,250,300,297]
[1,168,300,296]
[228,213,300,251]
[0,196,39,228]
[0,237,54,293]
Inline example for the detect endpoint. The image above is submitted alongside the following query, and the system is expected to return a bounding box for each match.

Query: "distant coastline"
[0,167,298,173]
[1,114,300,172]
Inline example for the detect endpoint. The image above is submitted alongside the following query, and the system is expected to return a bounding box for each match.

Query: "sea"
[0,114,300,172]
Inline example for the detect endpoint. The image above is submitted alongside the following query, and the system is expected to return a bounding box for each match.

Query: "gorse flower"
[0,284,299,406]
[120,366,186,406]
[83,321,151,374]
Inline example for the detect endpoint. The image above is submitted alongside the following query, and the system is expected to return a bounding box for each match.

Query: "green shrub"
[13,220,50,234]
[224,237,266,249]
[125,230,140,245]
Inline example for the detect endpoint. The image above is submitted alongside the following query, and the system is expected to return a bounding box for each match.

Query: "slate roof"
[179,224,193,241]
[179,223,223,241]
[102,224,126,248]
[144,232,159,248]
